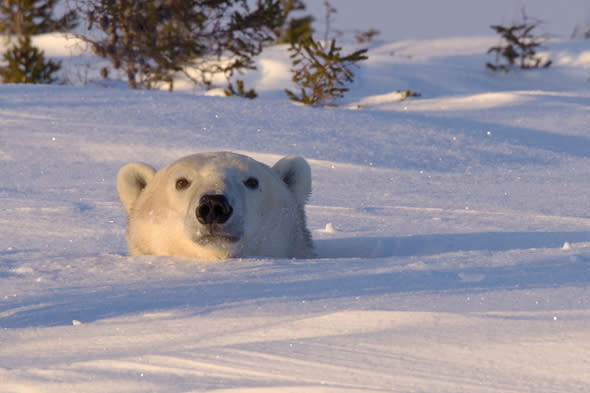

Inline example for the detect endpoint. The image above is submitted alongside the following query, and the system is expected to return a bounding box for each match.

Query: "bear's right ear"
[117,162,156,215]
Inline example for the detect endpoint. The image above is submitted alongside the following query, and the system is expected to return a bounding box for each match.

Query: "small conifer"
[0,0,72,84]
[487,12,551,72]
[0,35,60,83]
[285,35,367,106]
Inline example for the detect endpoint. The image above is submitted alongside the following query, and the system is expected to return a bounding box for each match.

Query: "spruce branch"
[285,35,367,106]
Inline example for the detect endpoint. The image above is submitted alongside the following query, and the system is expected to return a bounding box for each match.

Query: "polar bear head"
[117,152,314,260]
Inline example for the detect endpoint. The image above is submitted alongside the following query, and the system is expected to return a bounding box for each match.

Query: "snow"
[2,2,590,392]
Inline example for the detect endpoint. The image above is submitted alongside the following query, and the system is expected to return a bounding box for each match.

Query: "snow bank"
[1,16,590,393]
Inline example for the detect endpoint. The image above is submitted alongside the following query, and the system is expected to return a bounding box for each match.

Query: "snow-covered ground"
[2,4,590,392]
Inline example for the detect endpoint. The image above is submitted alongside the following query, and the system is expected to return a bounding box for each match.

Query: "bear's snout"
[196,194,233,225]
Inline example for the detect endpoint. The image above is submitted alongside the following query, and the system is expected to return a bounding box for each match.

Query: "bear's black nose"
[196,194,233,225]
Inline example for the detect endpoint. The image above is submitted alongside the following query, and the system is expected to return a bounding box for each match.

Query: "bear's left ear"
[117,162,156,215]
[272,156,311,204]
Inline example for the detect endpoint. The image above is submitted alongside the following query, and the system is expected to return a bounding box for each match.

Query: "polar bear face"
[117,152,314,260]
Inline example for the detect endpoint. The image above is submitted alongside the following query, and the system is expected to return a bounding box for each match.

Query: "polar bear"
[116,152,314,260]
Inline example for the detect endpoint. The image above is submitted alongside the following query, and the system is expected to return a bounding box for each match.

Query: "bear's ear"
[117,162,156,215]
[272,156,311,204]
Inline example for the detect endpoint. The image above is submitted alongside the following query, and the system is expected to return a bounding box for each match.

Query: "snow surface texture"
[2,11,590,393]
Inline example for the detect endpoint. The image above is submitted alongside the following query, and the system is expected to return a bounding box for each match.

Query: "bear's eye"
[243,177,259,190]
[175,177,191,191]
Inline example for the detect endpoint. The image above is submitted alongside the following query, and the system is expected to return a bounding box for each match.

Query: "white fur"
[117,152,314,260]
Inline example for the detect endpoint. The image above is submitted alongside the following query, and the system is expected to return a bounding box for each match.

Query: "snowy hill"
[1,11,590,393]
